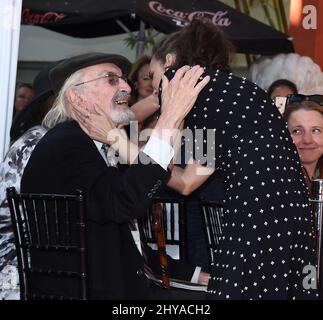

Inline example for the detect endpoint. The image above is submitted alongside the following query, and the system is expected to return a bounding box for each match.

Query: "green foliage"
[123,27,157,50]
[231,0,287,32]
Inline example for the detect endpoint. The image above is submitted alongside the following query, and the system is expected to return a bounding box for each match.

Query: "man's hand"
[152,65,210,146]
[161,65,210,127]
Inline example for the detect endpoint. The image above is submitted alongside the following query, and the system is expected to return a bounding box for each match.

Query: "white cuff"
[142,135,174,171]
[190,266,202,283]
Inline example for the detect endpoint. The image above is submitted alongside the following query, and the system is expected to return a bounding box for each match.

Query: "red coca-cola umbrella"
[21,0,294,55]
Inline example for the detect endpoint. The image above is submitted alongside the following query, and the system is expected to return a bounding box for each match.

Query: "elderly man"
[20,53,210,299]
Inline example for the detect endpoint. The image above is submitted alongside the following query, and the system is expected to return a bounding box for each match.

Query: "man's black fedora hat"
[10,60,63,141]
[49,52,132,94]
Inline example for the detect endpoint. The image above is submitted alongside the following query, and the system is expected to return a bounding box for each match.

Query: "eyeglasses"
[286,94,323,106]
[74,72,128,87]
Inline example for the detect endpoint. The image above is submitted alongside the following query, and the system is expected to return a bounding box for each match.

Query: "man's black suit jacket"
[21,121,195,299]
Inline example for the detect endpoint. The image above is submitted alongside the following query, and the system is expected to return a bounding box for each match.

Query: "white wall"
[0,0,22,160]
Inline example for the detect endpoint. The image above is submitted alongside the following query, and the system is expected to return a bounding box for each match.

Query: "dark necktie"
[100,144,118,168]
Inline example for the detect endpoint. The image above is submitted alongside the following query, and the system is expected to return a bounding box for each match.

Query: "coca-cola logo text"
[22,8,66,25]
[149,1,231,27]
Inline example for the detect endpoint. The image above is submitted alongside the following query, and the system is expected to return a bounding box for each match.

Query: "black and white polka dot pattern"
[166,69,318,300]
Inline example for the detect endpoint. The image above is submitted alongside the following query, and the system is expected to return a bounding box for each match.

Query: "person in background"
[128,55,159,146]
[129,55,154,105]
[0,61,61,300]
[13,83,34,119]
[267,79,298,114]
[283,96,323,191]
[267,79,298,100]
[10,62,62,143]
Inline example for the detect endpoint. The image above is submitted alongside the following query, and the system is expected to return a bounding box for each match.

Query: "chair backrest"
[199,200,224,267]
[140,197,188,262]
[6,187,88,300]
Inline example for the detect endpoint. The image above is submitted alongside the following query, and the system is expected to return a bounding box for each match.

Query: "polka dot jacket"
[163,68,318,300]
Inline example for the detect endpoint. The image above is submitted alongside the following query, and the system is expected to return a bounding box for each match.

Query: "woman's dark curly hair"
[267,79,298,98]
[152,18,234,72]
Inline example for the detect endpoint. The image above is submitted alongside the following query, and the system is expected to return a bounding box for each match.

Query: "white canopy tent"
[0,0,22,161]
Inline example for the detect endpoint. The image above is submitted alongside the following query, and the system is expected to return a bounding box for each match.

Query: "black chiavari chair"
[6,187,88,300]
[199,199,224,267]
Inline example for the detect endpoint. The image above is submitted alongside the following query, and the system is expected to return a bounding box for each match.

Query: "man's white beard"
[110,105,136,126]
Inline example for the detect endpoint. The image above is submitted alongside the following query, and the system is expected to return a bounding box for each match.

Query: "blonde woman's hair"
[42,69,83,129]
[283,100,323,179]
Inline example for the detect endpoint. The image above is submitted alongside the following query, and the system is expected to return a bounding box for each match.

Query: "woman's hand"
[72,104,140,164]
[72,103,117,144]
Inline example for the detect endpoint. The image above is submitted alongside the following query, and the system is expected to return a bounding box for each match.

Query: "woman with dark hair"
[283,99,323,191]
[151,20,233,73]
[267,79,298,100]
[149,19,317,300]
[71,19,318,299]
[148,19,233,271]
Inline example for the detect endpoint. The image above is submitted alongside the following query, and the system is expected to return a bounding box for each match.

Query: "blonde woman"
[283,96,323,191]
